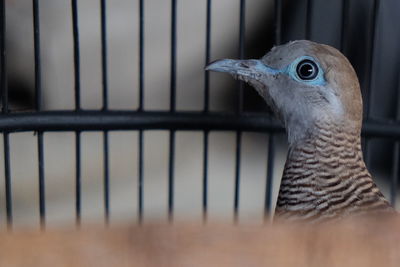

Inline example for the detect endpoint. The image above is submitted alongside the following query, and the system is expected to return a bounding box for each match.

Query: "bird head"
[206,40,362,144]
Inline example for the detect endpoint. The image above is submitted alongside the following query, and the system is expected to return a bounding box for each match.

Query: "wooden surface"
[0,217,399,267]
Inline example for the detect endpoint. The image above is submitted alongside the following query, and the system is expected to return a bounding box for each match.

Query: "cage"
[0,0,399,229]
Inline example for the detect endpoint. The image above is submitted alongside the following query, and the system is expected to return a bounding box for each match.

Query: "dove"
[206,40,394,222]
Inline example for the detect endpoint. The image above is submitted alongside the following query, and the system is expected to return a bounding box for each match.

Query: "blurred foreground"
[0,216,399,267]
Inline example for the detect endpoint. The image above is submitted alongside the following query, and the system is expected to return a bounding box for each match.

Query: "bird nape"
[206,40,395,223]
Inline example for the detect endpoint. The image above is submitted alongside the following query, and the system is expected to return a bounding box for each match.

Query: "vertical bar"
[37,132,45,228]
[340,0,349,52]
[0,0,7,114]
[274,0,282,45]
[237,0,245,113]
[71,0,81,225]
[167,0,177,221]
[233,131,242,222]
[33,0,42,111]
[138,0,144,112]
[170,0,177,113]
[0,0,11,228]
[168,131,175,221]
[103,131,109,223]
[363,0,380,167]
[390,73,400,206]
[101,0,108,110]
[305,0,313,40]
[391,142,399,206]
[364,0,379,118]
[264,134,275,217]
[3,134,11,227]
[71,0,81,110]
[234,0,246,222]
[138,130,144,222]
[204,0,211,113]
[202,0,211,221]
[75,131,81,224]
[137,0,144,223]
[202,130,209,221]
[100,0,110,224]
[33,0,45,229]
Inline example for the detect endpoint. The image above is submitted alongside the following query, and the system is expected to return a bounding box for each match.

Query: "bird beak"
[205,59,280,83]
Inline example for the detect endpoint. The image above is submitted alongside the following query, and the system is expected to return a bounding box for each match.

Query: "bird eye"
[296,59,318,80]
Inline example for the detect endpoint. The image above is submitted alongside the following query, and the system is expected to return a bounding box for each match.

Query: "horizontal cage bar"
[0,111,397,139]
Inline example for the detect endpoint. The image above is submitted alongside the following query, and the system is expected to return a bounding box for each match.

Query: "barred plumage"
[275,122,393,222]
[206,40,395,223]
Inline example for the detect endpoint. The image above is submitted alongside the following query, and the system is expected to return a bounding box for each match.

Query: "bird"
[206,40,395,223]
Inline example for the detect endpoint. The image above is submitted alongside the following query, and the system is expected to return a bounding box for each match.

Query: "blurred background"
[0,0,399,229]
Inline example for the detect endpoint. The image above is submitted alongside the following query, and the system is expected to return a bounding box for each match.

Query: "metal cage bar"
[202,0,212,221]
[137,0,145,223]
[363,0,380,167]
[167,0,178,221]
[33,0,45,229]
[71,0,82,225]
[305,0,313,40]
[233,0,246,223]
[0,111,399,138]
[1,0,12,228]
[340,0,349,53]
[100,0,110,224]
[391,72,400,206]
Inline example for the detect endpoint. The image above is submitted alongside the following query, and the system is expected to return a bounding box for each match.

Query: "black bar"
[0,0,10,228]
[137,0,144,223]
[101,0,108,110]
[75,131,81,224]
[274,0,282,45]
[168,131,175,221]
[364,0,379,118]
[170,0,177,112]
[264,134,275,217]
[390,73,400,206]
[71,0,82,226]
[71,0,81,110]
[391,142,399,206]
[233,0,246,223]
[103,131,109,224]
[340,0,349,52]
[38,132,45,228]
[202,130,209,221]
[237,0,245,113]
[138,0,144,111]
[3,133,11,227]
[33,0,42,110]
[100,0,110,224]
[204,0,211,112]
[363,0,380,167]
[33,0,45,229]
[0,111,400,137]
[305,0,313,40]
[168,0,177,221]
[202,0,211,221]
[0,0,7,113]
[233,131,241,222]
[138,130,144,222]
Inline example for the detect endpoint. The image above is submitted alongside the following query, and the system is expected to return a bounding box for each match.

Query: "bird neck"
[288,121,363,164]
[275,121,391,222]
[284,121,365,193]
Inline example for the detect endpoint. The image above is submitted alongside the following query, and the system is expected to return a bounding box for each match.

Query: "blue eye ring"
[296,59,318,80]
[286,56,326,86]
